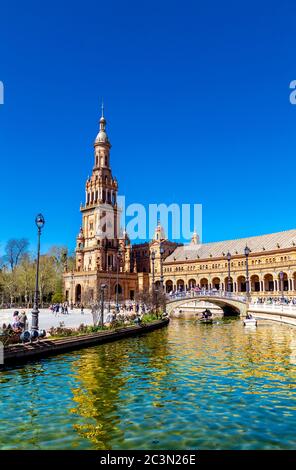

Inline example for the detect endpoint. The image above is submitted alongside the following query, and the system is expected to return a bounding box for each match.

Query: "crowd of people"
[168,286,217,298]
[252,297,296,306]
[49,302,71,315]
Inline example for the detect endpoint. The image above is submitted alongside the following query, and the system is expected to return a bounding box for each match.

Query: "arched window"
[75,284,82,302]
[115,284,123,295]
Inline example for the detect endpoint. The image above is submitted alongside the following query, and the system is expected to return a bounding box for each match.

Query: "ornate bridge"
[166,290,248,316]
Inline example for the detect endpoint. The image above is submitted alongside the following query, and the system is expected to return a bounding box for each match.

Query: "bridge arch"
[166,292,247,317]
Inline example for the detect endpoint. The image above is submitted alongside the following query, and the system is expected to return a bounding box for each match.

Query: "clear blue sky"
[0,0,296,254]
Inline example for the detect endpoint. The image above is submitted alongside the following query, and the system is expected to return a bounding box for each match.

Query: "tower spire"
[101,99,104,118]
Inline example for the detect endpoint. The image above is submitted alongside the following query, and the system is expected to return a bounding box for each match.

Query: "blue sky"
[0,0,296,254]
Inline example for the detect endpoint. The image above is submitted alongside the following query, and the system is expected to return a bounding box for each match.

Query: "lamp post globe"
[35,213,45,230]
[244,245,251,257]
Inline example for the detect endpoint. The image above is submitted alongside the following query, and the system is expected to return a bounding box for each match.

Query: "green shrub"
[51,292,64,304]
[141,312,160,324]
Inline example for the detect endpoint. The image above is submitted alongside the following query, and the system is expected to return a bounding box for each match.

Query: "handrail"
[249,302,296,312]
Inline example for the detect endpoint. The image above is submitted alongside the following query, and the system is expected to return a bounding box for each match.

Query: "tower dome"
[95,102,110,144]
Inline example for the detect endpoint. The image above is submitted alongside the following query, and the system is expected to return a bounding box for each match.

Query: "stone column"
[274,279,277,292]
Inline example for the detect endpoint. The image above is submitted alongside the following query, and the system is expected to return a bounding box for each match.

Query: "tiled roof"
[165,229,296,263]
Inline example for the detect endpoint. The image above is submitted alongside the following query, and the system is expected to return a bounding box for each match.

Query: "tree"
[51,292,64,304]
[16,253,35,307]
[4,238,29,271]
[39,255,58,305]
[0,242,70,306]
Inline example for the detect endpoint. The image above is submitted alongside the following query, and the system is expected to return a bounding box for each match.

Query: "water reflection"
[70,330,172,449]
[1,318,296,449]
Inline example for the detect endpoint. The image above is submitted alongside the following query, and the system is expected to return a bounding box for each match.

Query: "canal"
[1,318,296,450]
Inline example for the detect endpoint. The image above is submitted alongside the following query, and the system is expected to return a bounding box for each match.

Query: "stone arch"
[224,276,233,292]
[115,284,123,295]
[188,278,196,289]
[212,277,220,289]
[264,273,274,292]
[75,284,82,303]
[292,272,296,291]
[166,295,246,317]
[277,271,289,292]
[165,280,173,293]
[155,280,161,290]
[199,278,209,289]
[177,279,185,291]
[237,275,246,292]
[250,274,260,292]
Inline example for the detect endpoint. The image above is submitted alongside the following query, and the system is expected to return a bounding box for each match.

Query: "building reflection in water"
[70,329,171,449]
[67,319,296,450]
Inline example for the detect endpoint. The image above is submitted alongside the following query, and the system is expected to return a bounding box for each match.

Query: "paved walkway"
[0,308,95,331]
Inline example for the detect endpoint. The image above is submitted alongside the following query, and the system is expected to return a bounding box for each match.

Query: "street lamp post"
[159,243,164,293]
[151,251,155,290]
[279,271,284,303]
[244,245,251,298]
[71,270,74,310]
[151,250,156,311]
[226,252,231,293]
[159,243,166,315]
[100,284,107,328]
[31,213,45,331]
[108,266,112,312]
[116,248,122,313]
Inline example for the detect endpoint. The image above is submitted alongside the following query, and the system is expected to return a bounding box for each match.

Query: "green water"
[1,318,296,450]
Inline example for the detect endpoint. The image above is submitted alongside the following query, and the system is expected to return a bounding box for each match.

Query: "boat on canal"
[243,315,257,327]
[198,309,214,324]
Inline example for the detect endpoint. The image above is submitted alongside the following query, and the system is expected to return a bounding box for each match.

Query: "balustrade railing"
[167,290,247,302]
[249,301,296,312]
